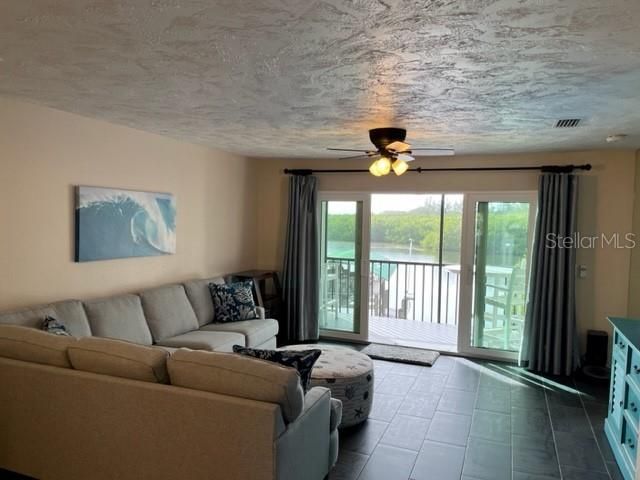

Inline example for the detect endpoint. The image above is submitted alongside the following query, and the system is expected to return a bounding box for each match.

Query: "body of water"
[327,241,459,264]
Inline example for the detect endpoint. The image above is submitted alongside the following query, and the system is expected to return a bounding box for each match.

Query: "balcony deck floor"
[369,316,458,352]
[321,312,458,352]
[322,313,519,353]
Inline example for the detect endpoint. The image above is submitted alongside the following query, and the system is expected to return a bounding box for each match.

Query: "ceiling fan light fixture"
[374,156,392,175]
[329,127,453,176]
[392,159,409,176]
[369,160,384,176]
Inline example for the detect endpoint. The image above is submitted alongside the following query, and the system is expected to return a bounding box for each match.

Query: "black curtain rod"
[283,164,592,175]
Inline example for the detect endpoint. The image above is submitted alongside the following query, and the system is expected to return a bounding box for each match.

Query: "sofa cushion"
[51,300,92,337]
[0,305,56,328]
[200,318,278,347]
[0,324,77,368]
[209,281,259,323]
[156,330,245,353]
[68,337,170,383]
[0,302,92,338]
[168,348,304,423]
[84,294,153,345]
[183,277,225,326]
[139,285,199,341]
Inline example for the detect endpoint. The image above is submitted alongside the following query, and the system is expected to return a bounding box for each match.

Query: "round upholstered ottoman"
[279,344,374,428]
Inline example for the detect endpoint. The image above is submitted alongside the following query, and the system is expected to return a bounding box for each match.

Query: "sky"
[327,194,454,214]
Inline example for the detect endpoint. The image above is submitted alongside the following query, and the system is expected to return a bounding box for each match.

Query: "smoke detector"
[606,134,627,143]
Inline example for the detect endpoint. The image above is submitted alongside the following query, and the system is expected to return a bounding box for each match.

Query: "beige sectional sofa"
[0,276,341,480]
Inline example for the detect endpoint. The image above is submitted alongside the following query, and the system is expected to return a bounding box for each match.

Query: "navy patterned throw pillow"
[209,281,259,323]
[232,345,321,392]
[41,316,71,336]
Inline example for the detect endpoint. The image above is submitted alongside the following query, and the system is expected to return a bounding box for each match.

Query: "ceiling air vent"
[555,118,581,128]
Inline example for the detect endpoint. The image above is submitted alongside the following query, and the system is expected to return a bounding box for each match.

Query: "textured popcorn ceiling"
[1,0,639,157]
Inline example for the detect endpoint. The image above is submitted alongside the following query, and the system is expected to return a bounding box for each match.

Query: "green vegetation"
[327,211,459,258]
[326,203,529,266]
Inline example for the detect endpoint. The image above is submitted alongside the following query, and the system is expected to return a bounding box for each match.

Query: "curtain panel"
[521,173,580,376]
[282,175,320,343]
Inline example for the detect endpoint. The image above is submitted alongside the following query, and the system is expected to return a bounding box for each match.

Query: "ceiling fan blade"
[339,154,377,160]
[397,153,415,162]
[410,148,455,156]
[386,140,411,153]
[327,148,377,153]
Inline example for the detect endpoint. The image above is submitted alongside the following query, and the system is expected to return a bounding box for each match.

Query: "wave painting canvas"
[75,186,176,262]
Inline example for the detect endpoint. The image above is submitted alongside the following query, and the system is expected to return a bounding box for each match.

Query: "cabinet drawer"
[629,348,640,381]
[622,417,638,464]
[626,384,640,425]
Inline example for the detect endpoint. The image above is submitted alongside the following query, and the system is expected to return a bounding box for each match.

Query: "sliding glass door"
[318,193,370,341]
[458,193,537,359]
[317,190,537,358]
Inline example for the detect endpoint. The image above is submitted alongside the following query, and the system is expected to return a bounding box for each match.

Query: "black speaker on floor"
[585,329,608,366]
[582,329,610,381]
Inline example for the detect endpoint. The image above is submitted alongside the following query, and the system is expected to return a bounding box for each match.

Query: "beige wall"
[0,97,257,310]
[628,149,640,317]
[1,94,636,354]
[254,151,637,352]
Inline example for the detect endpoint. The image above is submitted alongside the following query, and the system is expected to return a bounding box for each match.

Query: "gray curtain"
[282,175,319,343]
[521,173,580,376]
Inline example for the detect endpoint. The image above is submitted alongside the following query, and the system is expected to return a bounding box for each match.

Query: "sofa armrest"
[276,387,332,480]
[329,397,343,431]
[256,306,266,319]
[301,385,330,416]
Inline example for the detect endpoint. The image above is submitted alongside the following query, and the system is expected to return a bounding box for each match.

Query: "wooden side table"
[231,270,283,322]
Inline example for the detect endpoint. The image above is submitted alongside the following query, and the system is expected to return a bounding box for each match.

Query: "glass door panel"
[319,195,369,340]
[459,193,536,358]
[367,194,463,352]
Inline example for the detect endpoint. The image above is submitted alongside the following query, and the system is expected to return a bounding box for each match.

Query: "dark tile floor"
[331,356,624,480]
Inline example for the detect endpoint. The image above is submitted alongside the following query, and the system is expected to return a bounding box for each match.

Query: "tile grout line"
[459,367,482,480]
[380,358,456,480]
[408,367,451,479]
[574,378,614,480]
[355,361,421,480]
[409,361,453,479]
[351,362,394,479]
[505,376,515,480]
[543,384,565,480]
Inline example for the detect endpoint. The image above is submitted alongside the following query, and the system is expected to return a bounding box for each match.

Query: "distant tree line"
[326,205,529,266]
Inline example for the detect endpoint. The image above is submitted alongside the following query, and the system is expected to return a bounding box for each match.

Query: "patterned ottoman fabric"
[279,344,373,428]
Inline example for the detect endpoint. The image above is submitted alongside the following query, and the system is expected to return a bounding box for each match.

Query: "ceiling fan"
[327,128,454,176]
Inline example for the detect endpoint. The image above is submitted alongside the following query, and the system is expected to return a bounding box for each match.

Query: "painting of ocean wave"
[75,186,176,262]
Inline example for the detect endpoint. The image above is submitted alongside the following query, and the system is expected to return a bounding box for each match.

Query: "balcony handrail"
[326,256,455,268]
[323,256,460,326]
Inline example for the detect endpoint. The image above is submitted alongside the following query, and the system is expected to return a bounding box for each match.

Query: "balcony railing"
[323,257,460,326]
